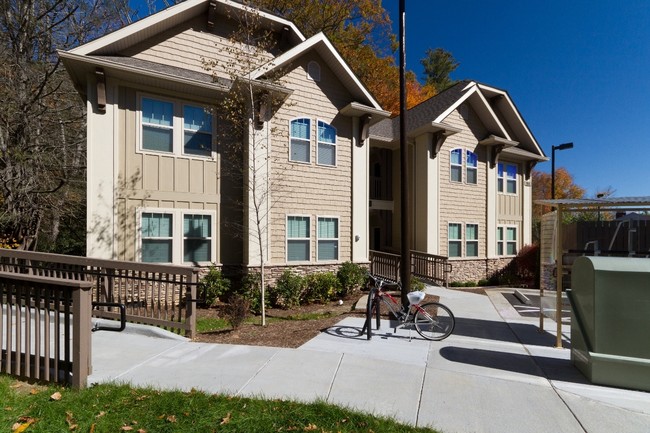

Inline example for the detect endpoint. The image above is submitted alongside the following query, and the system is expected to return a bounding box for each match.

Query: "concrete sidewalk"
[89,287,650,433]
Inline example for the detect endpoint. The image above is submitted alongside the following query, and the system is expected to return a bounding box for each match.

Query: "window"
[307,61,321,81]
[183,105,212,156]
[498,163,517,194]
[317,217,338,260]
[290,118,310,163]
[497,226,517,256]
[450,149,462,182]
[140,96,213,157]
[466,224,478,257]
[141,212,173,263]
[142,98,173,152]
[466,151,478,184]
[140,209,216,264]
[183,214,212,262]
[287,216,310,261]
[448,223,462,258]
[317,121,336,166]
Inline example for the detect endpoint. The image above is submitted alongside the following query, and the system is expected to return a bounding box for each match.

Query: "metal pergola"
[534,196,650,348]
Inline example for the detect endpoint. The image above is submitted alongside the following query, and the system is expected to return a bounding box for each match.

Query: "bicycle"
[362,273,455,341]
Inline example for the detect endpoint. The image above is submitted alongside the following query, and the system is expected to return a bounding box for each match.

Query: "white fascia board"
[251,32,383,110]
[473,89,511,140]
[433,85,477,123]
[70,0,304,56]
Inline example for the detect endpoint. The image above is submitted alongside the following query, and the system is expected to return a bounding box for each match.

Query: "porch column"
[352,116,369,262]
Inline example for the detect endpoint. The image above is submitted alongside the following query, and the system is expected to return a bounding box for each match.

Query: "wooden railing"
[0,250,199,338]
[1,272,93,388]
[369,250,451,287]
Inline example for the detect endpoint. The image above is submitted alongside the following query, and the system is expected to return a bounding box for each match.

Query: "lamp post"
[551,142,574,199]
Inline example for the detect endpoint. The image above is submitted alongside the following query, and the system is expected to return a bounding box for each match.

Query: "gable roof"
[69,0,305,56]
[370,80,546,160]
[251,32,383,111]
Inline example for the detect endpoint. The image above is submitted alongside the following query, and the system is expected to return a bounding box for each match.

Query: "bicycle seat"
[407,291,425,305]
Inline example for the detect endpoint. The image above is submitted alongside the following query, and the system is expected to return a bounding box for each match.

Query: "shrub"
[477,279,490,287]
[234,272,267,314]
[224,294,250,329]
[336,261,366,297]
[410,277,426,292]
[463,281,477,287]
[272,270,304,308]
[303,272,339,304]
[198,266,230,307]
[515,244,539,283]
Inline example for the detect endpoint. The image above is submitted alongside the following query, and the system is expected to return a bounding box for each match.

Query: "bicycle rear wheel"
[414,302,455,341]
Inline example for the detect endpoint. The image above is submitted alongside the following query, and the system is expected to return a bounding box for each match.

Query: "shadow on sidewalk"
[453,317,571,348]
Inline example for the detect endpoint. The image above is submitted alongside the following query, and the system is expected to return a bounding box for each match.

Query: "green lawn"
[1,375,439,432]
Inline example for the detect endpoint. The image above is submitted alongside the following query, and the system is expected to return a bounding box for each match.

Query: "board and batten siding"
[114,85,220,262]
[437,106,488,258]
[269,53,354,264]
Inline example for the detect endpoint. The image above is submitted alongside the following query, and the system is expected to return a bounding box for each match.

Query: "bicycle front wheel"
[414,302,455,341]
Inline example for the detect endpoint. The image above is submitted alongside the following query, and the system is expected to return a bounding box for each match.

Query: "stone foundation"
[448,257,515,284]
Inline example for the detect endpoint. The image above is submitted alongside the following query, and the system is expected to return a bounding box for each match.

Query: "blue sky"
[383,0,650,198]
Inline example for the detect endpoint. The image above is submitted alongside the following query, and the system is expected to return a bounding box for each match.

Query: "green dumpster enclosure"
[570,256,650,391]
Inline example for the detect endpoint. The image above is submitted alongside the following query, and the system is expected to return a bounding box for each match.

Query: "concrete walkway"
[89,287,650,433]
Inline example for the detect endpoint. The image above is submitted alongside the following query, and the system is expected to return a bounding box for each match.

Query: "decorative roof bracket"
[358,114,372,146]
[207,0,218,30]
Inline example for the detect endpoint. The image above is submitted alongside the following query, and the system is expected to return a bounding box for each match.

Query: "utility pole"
[398,0,411,305]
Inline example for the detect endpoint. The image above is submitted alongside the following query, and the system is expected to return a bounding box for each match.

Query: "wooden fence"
[1,272,92,388]
[0,250,199,338]
[369,250,451,287]
[563,220,650,256]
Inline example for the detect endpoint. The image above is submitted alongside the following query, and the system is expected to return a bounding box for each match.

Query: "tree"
[0,0,129,251]
[532,168,586,220]
[420,47,459,92]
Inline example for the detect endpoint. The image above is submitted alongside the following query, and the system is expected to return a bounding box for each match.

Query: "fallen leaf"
[120,427,133,431]
[12,418,35,432]
[30,389,39,395]
[138,430,147,433]
[90,423,95,433]
[166,415,177,423]
[50,392,62,401]
[66,411,77,430]
[220,412,231,425]
[303,424,318,431]
[10,383,22,389]
[96,411,106,418]
[5,407,12,411]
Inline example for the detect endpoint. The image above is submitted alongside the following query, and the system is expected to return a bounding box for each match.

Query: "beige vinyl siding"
[269,53,353,264]
[114,86,220,262]
[497,163,523,221]
[438,106,488,258]
[120,15,276,78]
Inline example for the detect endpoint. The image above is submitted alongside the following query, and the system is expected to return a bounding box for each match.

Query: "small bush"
[235,272,267,314]
[303,272,339,304]
[477,279,490,286]
[199,266,230,307]
[336,261,366,297]
[410,277,426,292]
[272,270,304,308]
[516,244,539,283]
[464,281,477,287]
[224,294,250,329]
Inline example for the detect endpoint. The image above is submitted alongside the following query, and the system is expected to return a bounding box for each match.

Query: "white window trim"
[497,162,518,195]
[288,117,311,164]
[317,215,340,262]
[137,93,215,160]
[316,119,337,168]
[286,214,311,263]
[466,150,478,185]
[449,148,463,183]
[137,207,217,265]
[497,224,518,257]
[465,223,479,258]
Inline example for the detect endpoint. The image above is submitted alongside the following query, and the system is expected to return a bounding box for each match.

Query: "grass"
[1,375,439,432]
[196,311,336,333]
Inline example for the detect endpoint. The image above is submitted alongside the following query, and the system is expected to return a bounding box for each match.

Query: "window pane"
[507,227,516,241]
[449,223,461,240]
[291,118,310,139]
[184,239,211,262]
[318,218,337,238]
[142,98,172,127]
[288,216,309,237]
[318,143,335,166]
[497,163,504,177]
[142,239,172,263]
[318,240,338,260]
[507,242,517,255]
[142,213,172,237]
[497,227,503,241]
[497,243,504,256]
[183,105,211,132]
[317,121,336,144]
[506,164,517,179]
[466,150,478,167]
[184,131,212,156]
[451,166,462,182]
[466,224,478,240]
[466,241,478,257]
[184,215,211,237]
[467,168,477,184]
[143,125,173,152]
[288,240,309,261]
[507,179,516,194]
[449,241,461,257]
[290,139,310,162]
[451,149,462,165]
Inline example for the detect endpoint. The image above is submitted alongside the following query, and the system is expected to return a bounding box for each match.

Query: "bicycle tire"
[365,289,375,340]
[413,302,455,341]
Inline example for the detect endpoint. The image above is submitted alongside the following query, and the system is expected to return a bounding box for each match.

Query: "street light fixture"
[551,142,574,200]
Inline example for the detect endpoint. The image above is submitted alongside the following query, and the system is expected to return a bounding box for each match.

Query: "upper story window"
[497,163,517,194]
[140,96,213,158]
[307,61,321,81]
[290,118,311,163]
[450,149,463,182]
[317,121,336,166]
[466,151,478,184]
